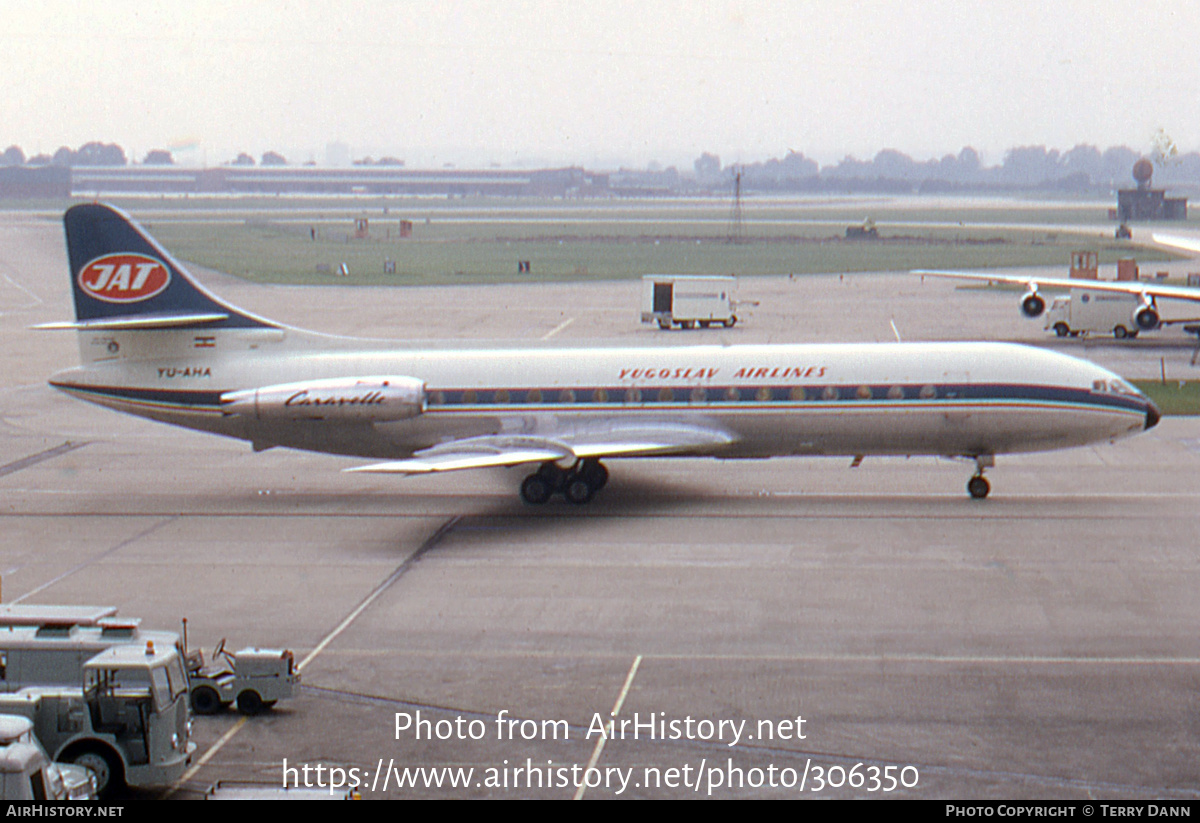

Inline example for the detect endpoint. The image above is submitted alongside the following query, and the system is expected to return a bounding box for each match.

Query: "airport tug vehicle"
[184,635,299,715]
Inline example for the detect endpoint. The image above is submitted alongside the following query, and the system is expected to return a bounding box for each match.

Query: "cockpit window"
[1093,378,1144,397]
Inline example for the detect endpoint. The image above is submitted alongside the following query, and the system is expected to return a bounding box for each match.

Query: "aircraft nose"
[1145,401,1161,430]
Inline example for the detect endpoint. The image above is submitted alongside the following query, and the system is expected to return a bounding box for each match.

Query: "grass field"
[7,194,1184,286]
[1132,380,1200,416]
[83,192,1200,228]
[117,195,1179,287]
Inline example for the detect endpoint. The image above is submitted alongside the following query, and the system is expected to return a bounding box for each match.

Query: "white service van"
[1044,291,1145,339]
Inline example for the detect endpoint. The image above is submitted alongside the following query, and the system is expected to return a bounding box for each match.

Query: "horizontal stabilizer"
[33,312,230,331]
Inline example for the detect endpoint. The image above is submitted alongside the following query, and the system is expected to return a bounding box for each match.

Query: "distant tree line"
[692,144,1200,193]
[0,142,295,168]
[225,151,289,166]
[353,156,405,167]
[9,138,1200,193]
[0,142,129,167]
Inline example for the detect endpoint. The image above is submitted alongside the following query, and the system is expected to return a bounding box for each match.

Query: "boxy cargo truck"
[641,275,738,329]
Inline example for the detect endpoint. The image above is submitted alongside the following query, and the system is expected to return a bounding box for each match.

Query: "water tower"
[1132,158,1154,190]
[1116,158,1187,221]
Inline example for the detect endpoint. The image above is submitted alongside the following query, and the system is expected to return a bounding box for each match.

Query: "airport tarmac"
[2,210,1200,799]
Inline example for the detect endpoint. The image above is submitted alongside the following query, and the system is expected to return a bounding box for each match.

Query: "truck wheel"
[726,316,737,328]
[1053,323,1070,337]
[699,320,711,328]
[67,747,121,797]
[191,686,222,715]
[237,690,265,715]
[1114,326,1129,339]
[657,320,670,330]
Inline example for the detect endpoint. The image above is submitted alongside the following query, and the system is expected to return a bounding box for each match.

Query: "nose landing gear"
[967,475,990,499]
[521,459,608,505]
[967,455,993,499]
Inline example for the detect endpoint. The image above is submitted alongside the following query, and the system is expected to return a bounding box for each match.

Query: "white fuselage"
[50,324,1153,462]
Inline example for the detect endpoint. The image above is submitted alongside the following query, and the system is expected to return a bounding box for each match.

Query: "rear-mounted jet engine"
[221,376,426,421]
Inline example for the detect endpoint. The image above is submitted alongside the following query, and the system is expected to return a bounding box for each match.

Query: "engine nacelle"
[221,376,426,421]
[1134,303,1160,330]
[1020,291,1045,318]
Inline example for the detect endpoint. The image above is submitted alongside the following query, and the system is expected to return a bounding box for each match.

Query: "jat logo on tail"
[78,254,171,303]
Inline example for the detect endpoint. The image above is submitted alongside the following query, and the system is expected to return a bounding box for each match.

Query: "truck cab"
[0,641,194,795]
[0,714,95,800]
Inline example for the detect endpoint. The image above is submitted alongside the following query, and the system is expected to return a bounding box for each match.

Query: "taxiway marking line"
[163,516,460,796]
[574,654,642,800]
[541,317,575,340]
[304,648,1200,666]
[166,717,247,797]
[300,515,461,671]
[0,441,89,478]
[0,270,44,308]
[12,516,175,604]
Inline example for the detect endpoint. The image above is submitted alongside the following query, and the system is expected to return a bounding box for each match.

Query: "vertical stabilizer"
[63,203,274,329]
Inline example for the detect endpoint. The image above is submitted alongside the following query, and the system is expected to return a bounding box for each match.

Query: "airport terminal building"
[66,165,608,198]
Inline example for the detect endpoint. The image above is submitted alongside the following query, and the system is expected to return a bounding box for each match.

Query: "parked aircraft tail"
[56,203,274,330]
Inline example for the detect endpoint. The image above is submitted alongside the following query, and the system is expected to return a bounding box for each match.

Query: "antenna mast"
[727,167,744,244]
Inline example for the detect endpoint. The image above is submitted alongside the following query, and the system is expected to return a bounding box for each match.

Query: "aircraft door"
[653,282,673,313]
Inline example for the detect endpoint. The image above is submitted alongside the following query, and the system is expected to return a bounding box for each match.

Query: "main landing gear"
[966,455,994,499]
[520,459,609,505]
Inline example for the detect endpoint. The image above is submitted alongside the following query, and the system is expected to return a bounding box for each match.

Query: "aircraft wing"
[1153,233,1200,256]
[346,423,735,475]
[913,231,1200,303]
[913,268,1200,303]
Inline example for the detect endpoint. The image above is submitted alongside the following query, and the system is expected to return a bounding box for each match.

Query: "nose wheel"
[521,459,608,505]
[967,475,990,499]
[966,455,993,499]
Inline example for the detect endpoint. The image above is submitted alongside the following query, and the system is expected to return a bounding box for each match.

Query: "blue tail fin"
[64,203,274,329]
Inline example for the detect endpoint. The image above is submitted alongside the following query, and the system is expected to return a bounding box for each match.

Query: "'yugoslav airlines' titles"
[618,366,827,381]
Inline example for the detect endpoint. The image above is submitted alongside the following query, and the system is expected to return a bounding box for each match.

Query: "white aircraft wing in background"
[914,233,1200,331]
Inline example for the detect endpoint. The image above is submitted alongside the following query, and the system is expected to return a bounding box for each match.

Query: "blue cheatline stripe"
[425,382,1147,415]
[52,382,225,412]
[52,381,1149,417]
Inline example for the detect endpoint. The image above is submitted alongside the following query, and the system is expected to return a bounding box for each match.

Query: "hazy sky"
[4,1,1199,169]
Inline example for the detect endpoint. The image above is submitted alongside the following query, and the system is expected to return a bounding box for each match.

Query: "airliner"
[39,203,1159,503]
[915,232,1200,333]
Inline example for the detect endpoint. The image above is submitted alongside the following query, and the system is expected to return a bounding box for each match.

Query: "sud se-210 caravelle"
[40,204,1159,503]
